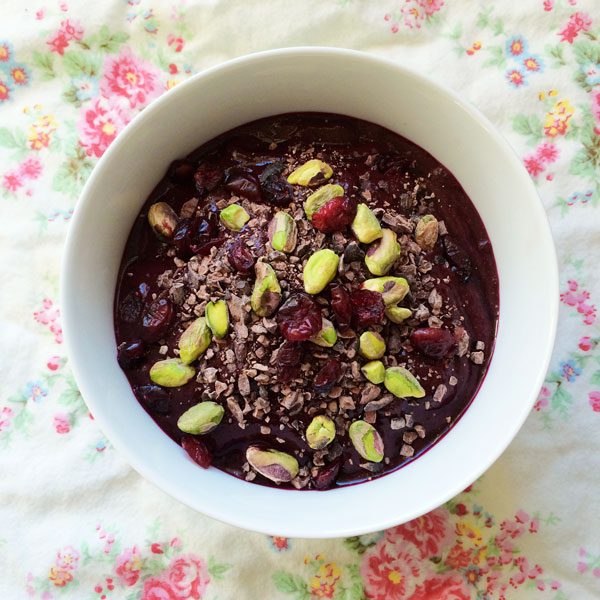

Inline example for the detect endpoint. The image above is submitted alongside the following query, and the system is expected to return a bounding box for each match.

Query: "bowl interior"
[62,48,557,537]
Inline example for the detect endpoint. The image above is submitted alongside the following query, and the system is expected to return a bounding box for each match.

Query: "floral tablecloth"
[1,0,599,598]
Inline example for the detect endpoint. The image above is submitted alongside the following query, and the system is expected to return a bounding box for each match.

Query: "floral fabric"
[1,0,599,598]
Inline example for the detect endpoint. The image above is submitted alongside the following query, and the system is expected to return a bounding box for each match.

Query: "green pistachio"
[177,401,224,435]
[287,159,333,187]
[251,261,281,317]
[246,446,299,483]
[310,318,337,347]
[349,420,384,462]
[306,415,336,450]
[364,229,401,276]
[361,360,385,384]
[303,249,339,294]
[205,300,229,339]
[361,276,410,306]
[268,211,298,253]
[415,214,439,251]
[148,202,178,239]
[220,203,250,231]
[385,306,413,324]
[351,203,383,244]
[304,184,345,219]
[179,317,212,364]
[359,331,386,359]
[384,366,425,399]
[149,358,195,387]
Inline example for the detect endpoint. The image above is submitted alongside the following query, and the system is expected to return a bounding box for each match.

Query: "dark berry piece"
[141,297,174,342]
[410,327,456,361]
[224,167,262,202]
[330,284,352,326]
[311,196,357,233]
[313,458,342,490]
[350,289,385,329]
[442,237,472,282]
[117,339,147,369]
[188,208,225,256]
[118,291,143,324]
[168,159,195,183]
[260,162,294,207]
[172,217,193,257]
[135,385,171,415]
[276,341,305,367]
[277,293,322,342]
[181,435,212,468]
[314,358,343,395]
[194,162,223,195]
[227,238,255,273]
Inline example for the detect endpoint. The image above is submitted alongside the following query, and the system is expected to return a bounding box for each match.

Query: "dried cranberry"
[410,327,456,361]
[224,167,262,202]
[141,297,174,342]
[168,159,195,183]
[350,289,385,328]
[227,238,255,273]
[311,196,357,233]
[277,293,322,342]
[314,358,343,395]
[118,291,143,324]
[330,284,352,326]
[117,339,147,369]
[276,341,305,367]
[181,435,212,468]
[188,209,225,256]
[442,237,472,282]
[313,458,342,490]
[194,162,223,195]
[260,162,294,206]
[135,385,171,415]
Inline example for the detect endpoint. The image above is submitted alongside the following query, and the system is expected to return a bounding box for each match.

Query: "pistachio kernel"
[415,214,439,251]
[149,358,195,387]
[148,202,178,239]
[351,203,383,244]
[361,360,385,384]
[310,318,337,348]
[361,276,410,306]
[385,306,413,324]
[364,228,401,276]
[384,366,426,399]
[287,159,333,187]
[205,300,229,339]
[359,331,386,360]
[220,203,250,231]
[304,184,344,219]
[306,415,336,450]
[251,261,282,317]
[246,446,299,483]
[303,249,339,294]
[268,211,298,253]
[177,401,224,435]
[349,420,384,462]
[179,317,212,364]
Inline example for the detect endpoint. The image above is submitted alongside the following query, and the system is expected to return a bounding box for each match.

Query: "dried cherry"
[224,167,262,202]
[181,435,212,468]
[117,339,147,369]
[330,284,352,326]
[276,341,305,367]
[135,385,171,415]
[314,358,343,395]
[118,291,143,324]
[311,196,357,233]
[350,289,385,328]
[227,238,255,273]
[313,457,342,490]
[141,297,174,342]
[410,327,456,361]
[194,162,223,194]
[277,294,322,342]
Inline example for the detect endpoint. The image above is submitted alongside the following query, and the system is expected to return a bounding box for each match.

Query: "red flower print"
[0,42,11,62]
[361,544,420,600]
[419,0,445,17]
[522,56,542,72]
[2,171,22,192]
[385,508,452,559]
[455,503,468,516]
[506,69,526,88]
[543,0,554,11]
[47,32,69,55]
[151,543,164,554]
[0,406,14,432]
[53,413,71,434]
[558,12,592,43]
[167,34,185,52]
[115,546,143,587]
[444,543,472,569]
[579,336,593,351]
[589,391,600,412]
[11,66,28,86]
[101,49,162,108]
[536,142,559,163]
[78,97,128,158]
[19,156,43,179]
[524,155,544,177]
[60,19,84,41]
[271,536,289,551]
[164,555,210,599]
[0,79,10,102]
[408,575,471,600]
[142,577,177,600]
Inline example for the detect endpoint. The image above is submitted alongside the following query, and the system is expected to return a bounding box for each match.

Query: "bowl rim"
[61,46,559,537]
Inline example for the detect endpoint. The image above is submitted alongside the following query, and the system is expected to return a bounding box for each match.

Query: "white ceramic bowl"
[62,47,558,538]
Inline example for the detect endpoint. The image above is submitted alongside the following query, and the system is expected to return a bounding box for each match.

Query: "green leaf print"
[338,564,366,600]
[96,25,129,53]
[512,114,543,144]
[208,556,232,580]
[0,127,28,159]
[484,45,506,68]
[63,51,101,78]
[273,571,310,599]
[591,370,600,386]
[545,44,566,68]
[32,50,56,80]
[53,146,94,197]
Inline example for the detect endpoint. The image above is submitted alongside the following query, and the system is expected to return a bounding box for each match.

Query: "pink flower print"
[60,19,84,42]
[53,413,71,434]
[142,577,176,600]
[524,155,544,177]
[591,89,600,134]
[115,546,143,587]
[361,544,420,600]
[543,0,554,11]
[2,171,23,192]
[78,97,128,158]
[418,0,444,17]
[0,406,14,432]
[534,385,550,411]
[35,8,45,19]
[56,546,80,571]
[47,32,69,55]
[589,392,600,412]
[579,336,593,351]
[577,561,588,573]
[514,509,529,524]
[19,157,43,180]
[536,142,559,163]
[408,575,471,600]
[165,555,210,599]
[101,49,162,108]
[167,34,185,52]
[34,298,63,343]
[558,12,592,43]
